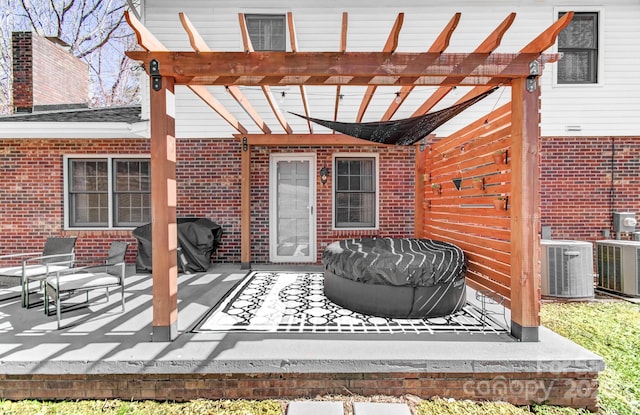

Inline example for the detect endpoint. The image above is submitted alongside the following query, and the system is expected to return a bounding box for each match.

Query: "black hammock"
[290,86,498,145]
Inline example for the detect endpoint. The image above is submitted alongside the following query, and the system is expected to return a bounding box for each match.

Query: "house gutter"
[0,121,150,139]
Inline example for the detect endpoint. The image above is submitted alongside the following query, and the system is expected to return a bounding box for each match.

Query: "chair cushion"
[46,272,120,292]
[0,264,70,279]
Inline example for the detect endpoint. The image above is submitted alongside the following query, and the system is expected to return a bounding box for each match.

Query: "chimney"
[12,32,89,113]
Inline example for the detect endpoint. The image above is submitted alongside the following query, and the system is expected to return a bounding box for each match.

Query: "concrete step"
[287,401,344,415]
[352,402,412,415]
[286,401,412,415]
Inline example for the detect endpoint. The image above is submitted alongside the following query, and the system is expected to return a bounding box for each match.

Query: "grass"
[539,301,640,415]
[0,399,284,414]
[1,301,638,414]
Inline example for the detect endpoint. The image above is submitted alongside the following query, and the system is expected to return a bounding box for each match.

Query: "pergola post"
[414,143,427,238]
[509,76,541,342]
[240,138,252,269]
[149,69,178,342]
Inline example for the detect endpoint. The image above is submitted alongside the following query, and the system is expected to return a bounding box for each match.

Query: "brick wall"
[0,371,599,411]
[0,138,242,264]
[11,32,88,112]
[11,33,33,111]
[249,146,416,262]
[0,139,416,265]
[540,136,640,242]
[4,135,638,266]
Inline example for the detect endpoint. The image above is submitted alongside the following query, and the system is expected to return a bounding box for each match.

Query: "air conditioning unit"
[541,240,594,298]
[596,240,640,297]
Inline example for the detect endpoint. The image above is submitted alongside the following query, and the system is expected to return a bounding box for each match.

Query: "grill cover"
[132,218,223,273]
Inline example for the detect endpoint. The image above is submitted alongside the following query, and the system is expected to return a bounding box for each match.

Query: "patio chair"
[0,237,77,308]
[43,241,129,329]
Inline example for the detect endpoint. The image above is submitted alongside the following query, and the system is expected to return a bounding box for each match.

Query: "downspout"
[610,137,616,238]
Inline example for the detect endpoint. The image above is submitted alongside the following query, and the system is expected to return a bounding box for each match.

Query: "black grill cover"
[132,218,223,273]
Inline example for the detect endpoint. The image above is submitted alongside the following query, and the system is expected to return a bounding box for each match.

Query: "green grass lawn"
[539,301,640,415]
[1,301,638,414]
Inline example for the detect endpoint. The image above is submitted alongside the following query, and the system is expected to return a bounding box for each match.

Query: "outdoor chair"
[44,241,129,329]
[0,237,77,308]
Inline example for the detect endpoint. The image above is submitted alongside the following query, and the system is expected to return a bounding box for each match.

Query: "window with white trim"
[557,12,599,84]
[245,14,286,51]
[65,156,150,228]
[334,156,377,229]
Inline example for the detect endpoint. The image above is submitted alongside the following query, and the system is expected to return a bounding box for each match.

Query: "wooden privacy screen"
[421,102,512,307]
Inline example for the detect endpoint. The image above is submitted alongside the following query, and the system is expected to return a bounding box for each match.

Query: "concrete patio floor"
[0,263,604,408]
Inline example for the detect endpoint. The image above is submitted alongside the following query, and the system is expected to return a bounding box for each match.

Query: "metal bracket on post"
[150,59,161,91]
[242,137,248,152]
[526,60,540,92]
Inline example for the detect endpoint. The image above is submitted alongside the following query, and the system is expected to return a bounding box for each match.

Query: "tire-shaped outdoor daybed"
[322,238,467,318]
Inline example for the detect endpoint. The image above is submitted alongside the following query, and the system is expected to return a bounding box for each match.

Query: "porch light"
[320,165,330,185]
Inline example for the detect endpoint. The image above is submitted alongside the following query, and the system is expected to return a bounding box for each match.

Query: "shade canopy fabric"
[290,86,498,145]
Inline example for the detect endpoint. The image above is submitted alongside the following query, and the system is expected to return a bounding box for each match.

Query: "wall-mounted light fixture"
[320,165,330,185]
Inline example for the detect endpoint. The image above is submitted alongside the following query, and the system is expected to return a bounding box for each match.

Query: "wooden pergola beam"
[179,12,269,134]
[189,85,248,135]
[125,51,546,85]
[455,12,574,104]
[234,133,387,146]
[356,12,405,122]
[238,13,293,134]
[334,12,349,122]
[409,12,515,117]
[287,12,312,133]
[381,12,460,121]
[125,10,165,51]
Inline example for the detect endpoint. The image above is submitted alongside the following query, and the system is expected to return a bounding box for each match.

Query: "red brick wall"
[249,146,416,263]
[175,139,243,263]
[0,138,244,264]
[0,371,599,411]
[0,139,416,265]
[0,139,148,263]
[11,32,88,112]
[540,136,640,242]
[2,135,638,266]
[11,32,33,111]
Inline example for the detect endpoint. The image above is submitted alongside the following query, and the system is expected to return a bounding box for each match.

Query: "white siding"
[140,0,640,138]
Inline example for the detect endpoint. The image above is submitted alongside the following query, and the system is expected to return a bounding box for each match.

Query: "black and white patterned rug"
[195,272,508,334]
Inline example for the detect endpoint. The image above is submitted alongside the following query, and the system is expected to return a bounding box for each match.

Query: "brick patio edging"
[0,371,598,411]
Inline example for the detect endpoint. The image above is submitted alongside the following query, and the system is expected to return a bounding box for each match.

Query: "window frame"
[63,155,151,230]
[244,13,287,51]
[553,7,604,87]
[331,153,379,230]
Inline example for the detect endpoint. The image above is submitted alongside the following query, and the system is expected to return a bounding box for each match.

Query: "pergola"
[125,11,573,342]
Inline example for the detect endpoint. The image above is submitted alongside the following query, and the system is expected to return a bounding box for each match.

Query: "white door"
[270,154,316,263]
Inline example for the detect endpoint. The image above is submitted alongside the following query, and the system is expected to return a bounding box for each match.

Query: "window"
[334,156,377,229]
[66,156,150,228]
[557,12,598,84]
[245,14,286,51]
